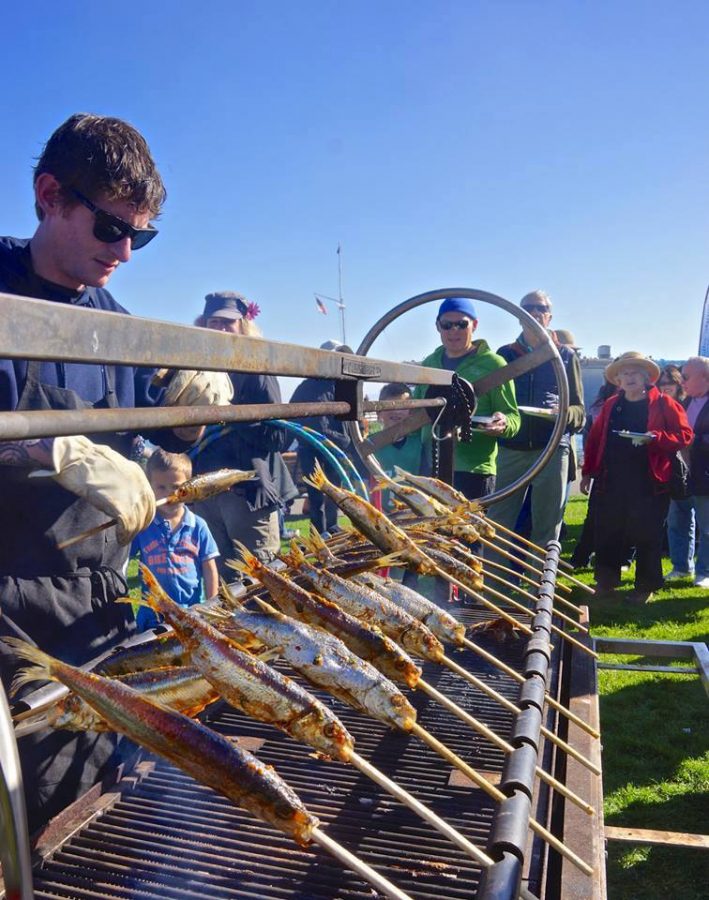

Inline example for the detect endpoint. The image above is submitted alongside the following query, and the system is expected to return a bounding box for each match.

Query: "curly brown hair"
[34,113,166,220]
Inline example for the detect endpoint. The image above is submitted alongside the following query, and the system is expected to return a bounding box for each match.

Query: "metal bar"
[0,292,452,385]
[0,684,34,900]
[597,664,697,674]
[593,637,699,659]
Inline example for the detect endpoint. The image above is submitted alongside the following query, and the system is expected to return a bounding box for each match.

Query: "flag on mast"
[315,296,328,315]
[700,284,709,355]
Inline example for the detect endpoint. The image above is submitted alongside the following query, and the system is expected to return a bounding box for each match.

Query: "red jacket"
[582,386,693,485]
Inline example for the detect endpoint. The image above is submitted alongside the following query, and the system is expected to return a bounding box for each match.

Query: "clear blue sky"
[3,1,708,387]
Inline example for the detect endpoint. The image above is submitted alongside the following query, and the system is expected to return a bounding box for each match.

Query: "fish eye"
[323,722,341,737]
[275,802,295,820]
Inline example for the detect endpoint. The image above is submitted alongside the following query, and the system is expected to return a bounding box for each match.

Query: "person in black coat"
[290,340,352,534]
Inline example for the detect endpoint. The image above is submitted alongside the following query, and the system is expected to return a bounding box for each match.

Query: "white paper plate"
[518,405,557,420]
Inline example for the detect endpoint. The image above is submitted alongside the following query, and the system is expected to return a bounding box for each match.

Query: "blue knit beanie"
[437,297,477,320]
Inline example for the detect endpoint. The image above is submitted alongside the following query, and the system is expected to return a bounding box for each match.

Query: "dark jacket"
[687,396,709,496]
[0,237,149,411]
[496,337,585,450]
[190,371,292,511]
[290,377,351,477]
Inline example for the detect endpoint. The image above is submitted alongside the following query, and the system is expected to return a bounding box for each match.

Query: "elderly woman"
[189,291,296,577]
[581,351,692,604]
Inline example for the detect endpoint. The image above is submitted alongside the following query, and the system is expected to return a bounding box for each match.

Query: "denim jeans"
[668,494,709,578]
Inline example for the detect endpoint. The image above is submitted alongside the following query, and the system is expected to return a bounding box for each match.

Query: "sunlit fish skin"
[372,476,441,518]
[6,638,318,846]
[216,603,416,731]
[285,544,444,663]
[20,666,220,734]
[419,546,485,595]
[138,565,353,762]
[302,461,435,574]
[95,634,188,677]
[393,466,473,509]
[409,528,484,574]
[230,547,421,689]
[170,468,256,504]
[353,573,466,646]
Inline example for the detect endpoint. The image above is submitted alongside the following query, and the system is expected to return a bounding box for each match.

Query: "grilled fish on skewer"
[229,546,421,688]
[284,543,444,662]
[370,476,443,518]
[15,666,220,736]
[392,466,474,510]
[302,462,436,574]
[136,565,354,762]
[351,572,466,646]
[57,468,258,551]
[95,634,188,676]
[213,595,416,731]
[5,638,318,846]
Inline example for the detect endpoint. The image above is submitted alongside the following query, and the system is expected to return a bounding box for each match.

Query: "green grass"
[562,496,709,899]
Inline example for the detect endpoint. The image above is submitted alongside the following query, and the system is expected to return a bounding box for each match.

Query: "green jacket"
[413,340,520,475]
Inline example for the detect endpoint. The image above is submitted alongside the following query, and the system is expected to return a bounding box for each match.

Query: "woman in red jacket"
[581,352,693,604]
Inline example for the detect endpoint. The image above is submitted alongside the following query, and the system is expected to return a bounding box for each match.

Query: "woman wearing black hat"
[581,352,692,604]
[188,292,297,577]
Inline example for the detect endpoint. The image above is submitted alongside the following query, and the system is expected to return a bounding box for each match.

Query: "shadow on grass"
[600,676,708,797]
[607,841,708,900]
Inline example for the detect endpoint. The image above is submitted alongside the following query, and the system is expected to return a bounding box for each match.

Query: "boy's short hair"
[34,113,166,220]
[379,382,412,402]
[146,449,192,481]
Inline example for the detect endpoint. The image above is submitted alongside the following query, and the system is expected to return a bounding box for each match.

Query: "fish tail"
[369,475,393,495]
[391,465,407,482]
[227,541,260,579]
[283,540,306,569]
[218,578,243,610]
[137,564,172,615]
[3,637,60,697]
[302,459,327,492]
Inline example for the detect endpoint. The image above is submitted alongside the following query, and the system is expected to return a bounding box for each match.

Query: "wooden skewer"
[472,512,578,574]
[480,566,589,634]
[349,751,494,867]
[437,570,534,638]
[445,651,601,766]
[477,535,558,583]
[481,556,583,616]
[409,723,593,876]
[311,826,414,900]
[478,582,598,659]
[57,495,173,551]
[417,678,595,816]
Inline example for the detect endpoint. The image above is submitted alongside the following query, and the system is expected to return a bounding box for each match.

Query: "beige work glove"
[161,370,234,408]
[52,436,156,544]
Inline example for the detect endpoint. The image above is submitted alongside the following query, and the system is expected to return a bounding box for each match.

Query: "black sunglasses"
[522,304,551,313]
[72,189,158,250]
[439,319,472,331]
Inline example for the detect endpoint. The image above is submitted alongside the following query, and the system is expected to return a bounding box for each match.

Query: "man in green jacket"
[413,297,520,500]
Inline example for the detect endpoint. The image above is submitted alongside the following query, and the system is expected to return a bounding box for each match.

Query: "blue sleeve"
[197,517,220,560]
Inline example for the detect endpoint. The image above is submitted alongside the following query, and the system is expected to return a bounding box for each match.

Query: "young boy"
[132,450,219,631]
[375,383,423,499]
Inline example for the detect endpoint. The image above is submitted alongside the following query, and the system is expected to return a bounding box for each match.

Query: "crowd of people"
[1,110,705,833]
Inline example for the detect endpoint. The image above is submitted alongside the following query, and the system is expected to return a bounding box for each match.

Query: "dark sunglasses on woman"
[439,319,472,331]
[72,189,158,250]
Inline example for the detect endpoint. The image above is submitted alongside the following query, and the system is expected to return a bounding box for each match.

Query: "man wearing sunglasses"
[487,290,585,551]
[413,297,520,502]
[0,113,232,830]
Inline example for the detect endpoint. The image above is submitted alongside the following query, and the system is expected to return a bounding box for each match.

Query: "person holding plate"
[580,352,692,604]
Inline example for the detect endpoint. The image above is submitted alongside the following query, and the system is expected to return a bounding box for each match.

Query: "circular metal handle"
[348,287,569,506]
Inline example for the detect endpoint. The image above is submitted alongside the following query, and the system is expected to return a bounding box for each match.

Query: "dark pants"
[594,487,669,592]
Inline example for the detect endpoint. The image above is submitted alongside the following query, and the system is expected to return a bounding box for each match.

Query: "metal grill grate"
[29,608,549,899]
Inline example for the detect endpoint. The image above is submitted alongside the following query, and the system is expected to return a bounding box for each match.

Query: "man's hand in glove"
[51,436,156,544]
[161,370,234,408]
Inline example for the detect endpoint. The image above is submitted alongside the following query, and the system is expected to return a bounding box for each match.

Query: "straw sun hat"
[605,351,661,386]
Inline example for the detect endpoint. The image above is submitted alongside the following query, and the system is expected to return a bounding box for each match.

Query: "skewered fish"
[5,638,318,846]
[16,666,219,735]
[95,634,188,676]
[230,546,421,688]
[284,543,444,662]
[137,565,354,762]
[213,596,416,731]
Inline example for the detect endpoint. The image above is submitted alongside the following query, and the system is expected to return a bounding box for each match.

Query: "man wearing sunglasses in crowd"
[0,113,232,830]
[487,290,585,552]
[413,297,520,501]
